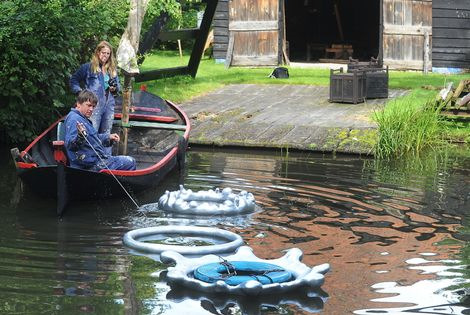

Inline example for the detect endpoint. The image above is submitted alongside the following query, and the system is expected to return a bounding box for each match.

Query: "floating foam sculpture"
[123,226,244,255]
[158,185,256,215]
[161,246,330,296]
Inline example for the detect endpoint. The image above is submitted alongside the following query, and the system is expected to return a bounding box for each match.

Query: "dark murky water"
[2,146,470,314]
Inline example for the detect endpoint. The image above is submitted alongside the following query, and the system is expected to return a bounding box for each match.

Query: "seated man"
[65,90,136,171]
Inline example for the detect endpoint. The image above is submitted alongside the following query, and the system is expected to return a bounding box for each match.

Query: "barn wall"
[228,0,280,66]
[382,0,432,70]
[432,0,470,69]
[213,0,229,60]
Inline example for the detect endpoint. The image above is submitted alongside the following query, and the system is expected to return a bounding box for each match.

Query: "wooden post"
[334,0,344,43]
[120,73,134,155]
[423,31,430,74]
[225,32,234,68]
[187,0,218,77]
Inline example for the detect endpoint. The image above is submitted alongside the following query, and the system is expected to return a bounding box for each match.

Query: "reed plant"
[373,90,446,158]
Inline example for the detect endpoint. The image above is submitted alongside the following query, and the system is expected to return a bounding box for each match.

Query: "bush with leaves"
[0,0,180,144]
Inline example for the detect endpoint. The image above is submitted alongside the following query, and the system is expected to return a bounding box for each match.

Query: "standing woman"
[70,41,120,143]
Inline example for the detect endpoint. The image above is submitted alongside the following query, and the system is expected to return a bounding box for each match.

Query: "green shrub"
[0,0,180,144]
[374,91,446,158]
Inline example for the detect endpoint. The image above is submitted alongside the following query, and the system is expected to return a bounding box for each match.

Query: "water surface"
[1,146,470,314]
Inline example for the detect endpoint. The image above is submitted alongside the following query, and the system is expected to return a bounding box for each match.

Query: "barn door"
[227,0,280,66]
[382,0,432,70]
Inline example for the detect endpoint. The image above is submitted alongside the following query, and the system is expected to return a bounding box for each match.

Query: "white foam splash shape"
[161,246,330,296]
[158,185,256,215]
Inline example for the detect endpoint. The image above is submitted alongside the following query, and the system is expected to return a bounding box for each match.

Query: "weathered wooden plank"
[394,0,404,25]
[383,0,394,25]
[412,0,432,25]
[214,29,230,37]
[433,59,470,68]
[433,38,470,48]
[433,8,470,18]
[231,55,278,66]
[214,12,228,19]
[384,33,427,61]
[383,24,432,35]
[225,32,234,67]
[433,0,470,10]
[232,31,278,57]
[432,28,470,38]
[384,59,425,69]
[214,34,228,42]
[214,20,228,27]
[215,0,228,12]
[433,17,470,29]
[230,0,278,21]
[213,43,228,50]
[229,21,278,31]
[433,47,470,54]
[433,52,470,60]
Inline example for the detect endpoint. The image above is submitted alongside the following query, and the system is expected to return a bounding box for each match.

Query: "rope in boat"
[77,124,140,210]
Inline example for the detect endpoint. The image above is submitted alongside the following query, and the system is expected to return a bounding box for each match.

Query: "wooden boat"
[10,91,190,215]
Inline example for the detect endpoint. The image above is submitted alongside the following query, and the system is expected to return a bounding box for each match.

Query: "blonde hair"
[90,41,117,77]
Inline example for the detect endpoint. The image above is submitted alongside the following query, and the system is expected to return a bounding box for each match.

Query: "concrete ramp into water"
[180,84,407,155]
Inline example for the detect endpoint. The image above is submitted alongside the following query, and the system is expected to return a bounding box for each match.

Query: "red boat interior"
[21,91,188,172]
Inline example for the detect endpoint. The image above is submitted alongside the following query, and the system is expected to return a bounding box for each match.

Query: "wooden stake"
[423,32,430,74]
[119,74,134,155]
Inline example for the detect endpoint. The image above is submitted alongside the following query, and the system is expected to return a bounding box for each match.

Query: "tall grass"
[373,91,446,158]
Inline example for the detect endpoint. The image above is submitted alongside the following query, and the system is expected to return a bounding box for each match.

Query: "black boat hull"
[17,153,177,201]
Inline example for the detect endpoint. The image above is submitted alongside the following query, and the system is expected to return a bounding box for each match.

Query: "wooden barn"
[212,0,470,71]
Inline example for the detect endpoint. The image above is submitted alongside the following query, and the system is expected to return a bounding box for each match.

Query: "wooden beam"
[228,21,278,31]
[188,0,219,78]
[333,0,344,42]
[158,28,200,41]
[383,24,432,35]
[135,66,190,83]
[231,55,278,66]
[138,13,169,65]
[225,32,234,68]
[114,120,187,131]
[423,31,430,74]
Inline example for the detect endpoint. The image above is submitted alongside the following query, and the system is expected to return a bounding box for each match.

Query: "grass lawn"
[139,50,467,103]
[139,50,469,156]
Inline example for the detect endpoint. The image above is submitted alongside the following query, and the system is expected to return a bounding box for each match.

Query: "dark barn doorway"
[284,0,380,62]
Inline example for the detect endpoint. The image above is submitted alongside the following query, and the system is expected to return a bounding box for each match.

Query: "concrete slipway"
[179,83,407,155]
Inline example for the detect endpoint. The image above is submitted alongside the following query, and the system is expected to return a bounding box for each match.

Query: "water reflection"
[166,285,328,314]
[2,146,470,313]
[355,254,468,314]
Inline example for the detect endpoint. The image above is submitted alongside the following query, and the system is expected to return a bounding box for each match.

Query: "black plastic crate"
[363,66,389,99]
[329,68,365,104]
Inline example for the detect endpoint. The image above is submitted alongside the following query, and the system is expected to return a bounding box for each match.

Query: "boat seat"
[53,121,68,165]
